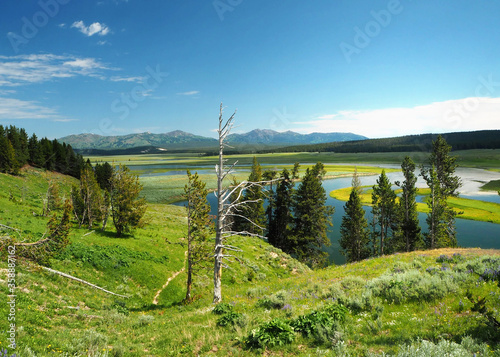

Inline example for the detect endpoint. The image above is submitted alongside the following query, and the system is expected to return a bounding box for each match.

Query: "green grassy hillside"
[1,168,500,356]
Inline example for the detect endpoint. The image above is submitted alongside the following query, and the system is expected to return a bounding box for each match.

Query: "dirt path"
[152,251,187,305]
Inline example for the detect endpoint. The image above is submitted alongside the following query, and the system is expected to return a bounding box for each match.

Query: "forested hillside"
[270,130,500,153]
[0,125,85,178]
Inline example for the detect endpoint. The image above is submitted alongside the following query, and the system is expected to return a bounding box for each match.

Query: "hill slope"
[59,130,218,151]
[1,169,499,356]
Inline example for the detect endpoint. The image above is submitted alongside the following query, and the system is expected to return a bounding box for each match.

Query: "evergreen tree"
[371,170,397,255]
[110,165,147,237]
[351,166,362,195]
[291,163,334,268]
[28,133,44,167]
[40,138,55,171]
[44,182,63,216]
[291,162,300,180]
[0,135,19,174]
[394,156,422,252]
[236,157,266,235]
[75,165,104,229]
[263,168,278,236]
[184,170,214,302]
[339,187,370,263]
[268,169,294,250]
[421,136,461,248]
[95,162,114,191]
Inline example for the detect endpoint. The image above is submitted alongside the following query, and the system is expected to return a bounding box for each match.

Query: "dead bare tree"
[213,104,278,303]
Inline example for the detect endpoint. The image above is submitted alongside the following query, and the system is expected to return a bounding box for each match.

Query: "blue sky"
[1,0,500,139]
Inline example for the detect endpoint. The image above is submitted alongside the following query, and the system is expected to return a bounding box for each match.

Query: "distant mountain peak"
[59,128,367,151]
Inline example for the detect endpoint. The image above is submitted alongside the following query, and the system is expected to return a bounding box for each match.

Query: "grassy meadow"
[331,187,500,225]
[1,150,500,356]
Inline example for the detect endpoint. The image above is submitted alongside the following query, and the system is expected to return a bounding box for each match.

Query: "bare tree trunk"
[211,104,278,304]
[213,106,225,304]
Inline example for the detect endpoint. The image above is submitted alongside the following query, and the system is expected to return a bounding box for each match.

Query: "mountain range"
[58,129,367,152]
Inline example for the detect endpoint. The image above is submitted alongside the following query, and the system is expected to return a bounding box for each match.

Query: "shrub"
[340,276,365,291]
[291,304,348,338]
[69,329,108,356]
[135,314,154,327]
[367,269,457,304]
[320,282,346,301]
[256,290,288,309]
[212,302,233,315]
[367,337,492,357]
[217,312,248,328]
[245,318,295,349]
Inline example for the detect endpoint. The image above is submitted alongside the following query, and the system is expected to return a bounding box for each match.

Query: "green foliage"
[68,329,108,356]
[13,199,72,265]
[291,163,334,268]
[184,170,214,301]
[268,168,294,250]
[216,312,248,328]
[0,125,84,178]
[367,269,457,304]
[291,304,348,338]
[394,156,423,252]
[340,187,370,263]
[212,302,233,315]
[245,318,295,349]
[372,170,398,255]
[367,337,494,357]
[111,164,147,236]
[256,290,289,309]
[421,135,461,249]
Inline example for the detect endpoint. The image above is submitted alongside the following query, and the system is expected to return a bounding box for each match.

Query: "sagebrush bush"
[367,269,457,304]
[135,314,154,327]
[341,276,366,291]
[69,329,108,356]
[256,290,289,309]
[367,337,493,357]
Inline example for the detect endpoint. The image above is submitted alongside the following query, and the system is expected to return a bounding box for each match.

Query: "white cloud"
[0,97,75,122]
[110,75,145,83]
[71,21,110,36]
[0,54,110,86]
[293,98,500,138]
[177,90,200,96]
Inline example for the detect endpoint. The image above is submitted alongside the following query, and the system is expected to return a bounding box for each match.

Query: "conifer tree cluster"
[227,158,334,268]
[0,125,85,177]
[71,161,146,237]
[340,135,461,263]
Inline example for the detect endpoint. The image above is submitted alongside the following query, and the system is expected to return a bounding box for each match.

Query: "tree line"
[339,135,461,263]
[0,125,85,178]
[266,130,500,154]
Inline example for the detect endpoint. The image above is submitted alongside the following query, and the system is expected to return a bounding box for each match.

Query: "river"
[168,165,500,265]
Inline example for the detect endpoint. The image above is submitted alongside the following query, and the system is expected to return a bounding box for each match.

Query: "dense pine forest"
[269,130,500,153]
[0,125,85,178]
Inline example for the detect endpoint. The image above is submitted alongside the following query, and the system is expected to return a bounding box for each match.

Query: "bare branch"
[41,266,129,298]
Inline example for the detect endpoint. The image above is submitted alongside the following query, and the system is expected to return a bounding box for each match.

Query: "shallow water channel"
[165,165,500,265]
